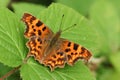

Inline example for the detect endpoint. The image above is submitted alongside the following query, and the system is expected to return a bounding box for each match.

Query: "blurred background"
[0,0,120,80]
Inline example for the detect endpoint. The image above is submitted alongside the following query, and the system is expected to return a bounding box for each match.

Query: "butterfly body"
[22,13,92,71]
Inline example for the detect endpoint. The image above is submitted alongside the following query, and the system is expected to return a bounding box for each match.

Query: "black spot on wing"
[32,25,34,28]
[36,21,43,27]
[67,42,71,47]
[81,47,85,54]
[38,46,42,49]
[67,55,72,60]
[75,52,77,55]
[71,52,74,55]
[65,48,71,52]
[38,30,41,35]
[30,16,36,24]
[37,38,41,41]
[33,29,36,32]
[37,38,42,44]
[52,55,56,58]
[42,26,46,31]
[57,58,63,61]
[57,57,66,63]
[73,43,79,51]
[57,52,64,56]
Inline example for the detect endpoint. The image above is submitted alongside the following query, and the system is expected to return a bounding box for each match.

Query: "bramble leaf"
[0,8,26,67]
[20,3,97,80]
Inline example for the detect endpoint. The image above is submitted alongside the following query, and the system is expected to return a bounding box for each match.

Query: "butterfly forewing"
[22,13,54,62]
[26,36,45,62]
[22,13,53,39]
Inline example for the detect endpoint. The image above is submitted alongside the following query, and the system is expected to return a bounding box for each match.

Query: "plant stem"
[0,65,21,80]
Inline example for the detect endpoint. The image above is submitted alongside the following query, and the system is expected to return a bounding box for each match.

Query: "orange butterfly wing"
[26,36,47,62]
[42,38,67,71]
[22,13,53,61]
[42,38,92,70]
[22,13,92,71]
[22,13,53,39]
[61,39,92,66]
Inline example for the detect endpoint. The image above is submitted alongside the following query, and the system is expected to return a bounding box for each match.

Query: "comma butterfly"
[22,13,92,71]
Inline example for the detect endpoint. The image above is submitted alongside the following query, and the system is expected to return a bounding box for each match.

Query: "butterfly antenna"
[62,24,77,32]
[59,14,64,32]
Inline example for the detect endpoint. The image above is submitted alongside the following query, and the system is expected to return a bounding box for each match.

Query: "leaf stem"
[0,65,21,80]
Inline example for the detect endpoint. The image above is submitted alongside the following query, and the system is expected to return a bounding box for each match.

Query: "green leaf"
[97,67,120,80]
[56,0,95,16]
[21,58,95,80]
[12,2,46,18]
[107,72,120,80]
[21,3,97,80]
[0,8,25,67]
[110,51,120,72]
[0,0,10,7]
[97,68,113,80]
[108,0,120,42]
[109,0,120,18]
[38,3,100,54]
[90,0,120,54]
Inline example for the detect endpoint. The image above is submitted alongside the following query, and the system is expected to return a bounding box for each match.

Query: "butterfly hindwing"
[61,39,92,66]
[42,39,67,71]
[42,38,92,70]
[43,50,66,71]
[27,36,45,62]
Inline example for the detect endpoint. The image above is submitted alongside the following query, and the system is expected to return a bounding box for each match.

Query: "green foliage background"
[0,0,120,80]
